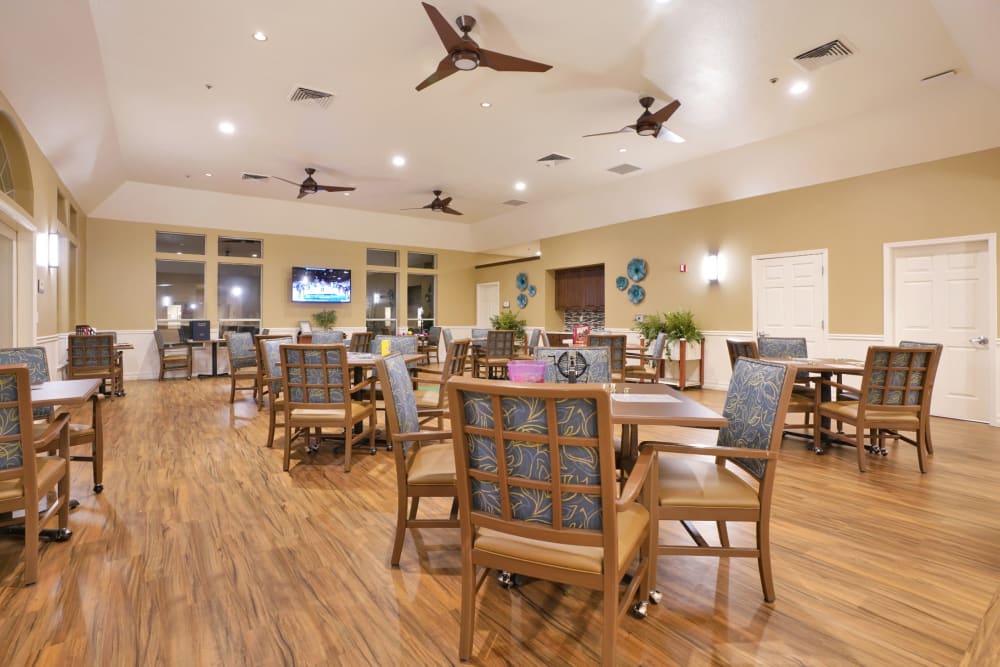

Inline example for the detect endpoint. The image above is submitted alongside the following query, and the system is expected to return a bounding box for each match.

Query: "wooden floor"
[2,377,998,666]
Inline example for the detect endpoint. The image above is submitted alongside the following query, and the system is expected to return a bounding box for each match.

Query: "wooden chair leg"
[916,430,927,473]
[602,578,618,667]
[22,498,39,586]
[757,519,775,603]
[409,497,420,520]
[282,419,292,471]
[459,563,477,661]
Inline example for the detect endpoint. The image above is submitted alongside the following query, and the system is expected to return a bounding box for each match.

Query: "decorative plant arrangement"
[633,309,703,359]
[311,308,338,330]
[490,308,527,341]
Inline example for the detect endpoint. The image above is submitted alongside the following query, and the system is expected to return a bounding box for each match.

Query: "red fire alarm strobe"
[679,263,687,272]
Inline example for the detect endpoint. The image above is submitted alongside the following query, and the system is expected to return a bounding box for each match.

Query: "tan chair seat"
[413,388,440,408]
[407,442,456,484]
[289,403,373,425]
[658,455,759,508]
[820,401,919,428]
[788,393,814,410]
[232,364,257,375]
[0,457,66,502]
[475,503,648,574]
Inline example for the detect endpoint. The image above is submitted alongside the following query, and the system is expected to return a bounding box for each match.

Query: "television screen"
[291,266,352,303]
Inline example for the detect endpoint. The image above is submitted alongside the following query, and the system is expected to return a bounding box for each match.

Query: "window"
[218,263,262,325]
[218,236,262,258]
[0,138,14,198]
[407,252,436,270]
[367,248,398,267]
[156,231,206,255]
[156,260,205,321]
[366,271,397,335]
[406,274,435,333]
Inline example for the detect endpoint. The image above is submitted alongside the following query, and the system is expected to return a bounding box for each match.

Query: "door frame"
[883,233,997,426]
[751,248,829,349]
[476,281,500,328]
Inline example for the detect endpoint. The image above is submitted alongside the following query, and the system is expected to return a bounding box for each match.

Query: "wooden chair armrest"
[34,413,70,451]
[639,440,774,459]
[414,376,445,387]
[393,430,452,442]
[616,447,655,510]
[417,406,447,417]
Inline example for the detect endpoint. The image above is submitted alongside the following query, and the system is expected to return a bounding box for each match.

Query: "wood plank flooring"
[1,378,998,665]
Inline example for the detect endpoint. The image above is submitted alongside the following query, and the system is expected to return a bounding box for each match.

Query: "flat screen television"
[291,266,352,303]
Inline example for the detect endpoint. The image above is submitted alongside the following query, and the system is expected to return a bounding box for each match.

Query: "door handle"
[969,335,989,346]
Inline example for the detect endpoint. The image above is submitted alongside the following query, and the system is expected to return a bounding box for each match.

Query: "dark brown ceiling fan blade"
[439,196,452,207]
[421,2,464,51]
[297,190,309,199]
[583,125,636,138]
[649,99,681,124]
[271,175,301,186]
[315,185,356,193]
[478,49,552,72]
[416,56,460,90]
[442,206,463,215]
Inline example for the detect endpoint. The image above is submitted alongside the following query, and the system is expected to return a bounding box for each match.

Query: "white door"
[752,250,828,356]
[891,238,995,423]
[476,282,500,328]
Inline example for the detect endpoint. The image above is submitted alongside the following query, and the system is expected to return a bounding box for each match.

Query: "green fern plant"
[311,308,338,330]
[490,308,526,340]
[634,309,703,359]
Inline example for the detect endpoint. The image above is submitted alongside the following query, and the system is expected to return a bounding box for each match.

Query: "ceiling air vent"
[793,38,855,71]
[607,163,641,175]
[241,172,269,180]
[503,199,528,207]
[289,86,335,109]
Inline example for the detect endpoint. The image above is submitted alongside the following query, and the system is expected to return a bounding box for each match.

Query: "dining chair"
[67,333,117,396]
[254,334,291,409]
[423,325,442,364]
[153,328,192,381]
[625,333,667,383]
[640,357,795,603]
[895,340,943,454]
[588,333,627,381]
[0,364,73,585]
[521,328,541,358]
[411,338,471,429]
[225,331,258,403]
[376,353,458,567]
[260,336,293,448]
[348,330,374,354]
[95,331,125,396]
[754,336,815,439]
[447,376,656,666]
[310,331,345,344]
[533,346,611,383]
[280,343,376,472]
[0,347,105,493]
[473,329,516,379]
[725,338,759,367]
[814,345,937,472]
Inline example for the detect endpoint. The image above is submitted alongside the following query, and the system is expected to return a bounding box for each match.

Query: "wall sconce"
[48,233,60,268]
[702,253,725,283]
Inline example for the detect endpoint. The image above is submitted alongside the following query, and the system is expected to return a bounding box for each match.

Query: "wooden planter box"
[662,339,704,390]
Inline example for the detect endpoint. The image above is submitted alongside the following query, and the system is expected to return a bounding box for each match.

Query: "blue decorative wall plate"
[616,276,628,291]
[516,293,528,308]
[627,258,647,282]
[516,272,528,291]
[627,284,646,304]
[527,284,537,297]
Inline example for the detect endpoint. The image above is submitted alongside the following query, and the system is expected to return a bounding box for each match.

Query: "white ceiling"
[1,0,999,254]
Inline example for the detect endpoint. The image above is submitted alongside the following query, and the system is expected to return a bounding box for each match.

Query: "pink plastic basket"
[507,360,547,383]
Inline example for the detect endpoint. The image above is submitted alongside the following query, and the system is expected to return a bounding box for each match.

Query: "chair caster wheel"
[386,444,393,451]
[52,528,73,542]
[69,499,80,510]
[369,448,377,455]
[94,484,103,493]
[631,601,648,618]
[648,590,663,604]
[497,571,516,589]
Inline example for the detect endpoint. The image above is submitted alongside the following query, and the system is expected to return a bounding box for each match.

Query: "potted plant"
[490,308,527,342]
[312,308,338,331]
[634,309,704,388]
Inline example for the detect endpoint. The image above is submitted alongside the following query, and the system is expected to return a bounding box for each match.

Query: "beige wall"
[476,148,1000,336]
[85,218,481,330]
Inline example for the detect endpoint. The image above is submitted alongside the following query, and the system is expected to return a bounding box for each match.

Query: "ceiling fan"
[268,168,356,199]
[415,2,552,91]
[584,96,685,143]
[402,190,463,215]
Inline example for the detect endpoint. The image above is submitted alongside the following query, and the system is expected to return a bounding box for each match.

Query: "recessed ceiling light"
[204,172,213,177]
[252,31,267,41]
[514,181,526,191]
[343,192,351,196]
[218,121,236,135]
[789,81,809,96]
[480,101,491,108]
[535,250,542,256]
[618,147,628,153]
[392,155,406,167]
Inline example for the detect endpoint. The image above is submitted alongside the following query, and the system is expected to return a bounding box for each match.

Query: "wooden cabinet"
[554,265,604,309]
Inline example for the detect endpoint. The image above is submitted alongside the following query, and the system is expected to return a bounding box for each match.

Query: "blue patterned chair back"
[280,344,348,405]
[484,330,515,357]
[757,336,807,359]
[371,335,418,356]
[67,334,115,374]
[861,345,934,408]
[348,331,374,353]
[534,347,611,383]
[0,365,31,472]
[262,337,293,395]
[718,358,794,481]
[526,328,540,350]
[225,331,257,368]
[471,328,489,340]
[441,328,454,349]
[899,340,943,390]
[588,334,627,375]
[378,353,421,453]
[428,326,442,346]
[648,332,667,360]
[311,331,345,344]
[0,347,52,420]
[449,377,616,537]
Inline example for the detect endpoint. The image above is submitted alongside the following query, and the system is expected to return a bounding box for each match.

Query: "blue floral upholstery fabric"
[757,337,808,358]
[526,328,540,349]
[588,334,627,375]
[371,335,418,355]
[533,347,611,383]
[282,346,347,404]
[717,358,788,480]
[442,328,453,349]
[263,337,294,395]
[0,347,53,419]
[458,389,604,530]
[382,354,420,453]
[311,331,345,344]
[648,333,667,360]
[428,326,442,346]
[225,332,257,369]
[0,370,25,470]
[867,348,927,406]
[69,334,115,369]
